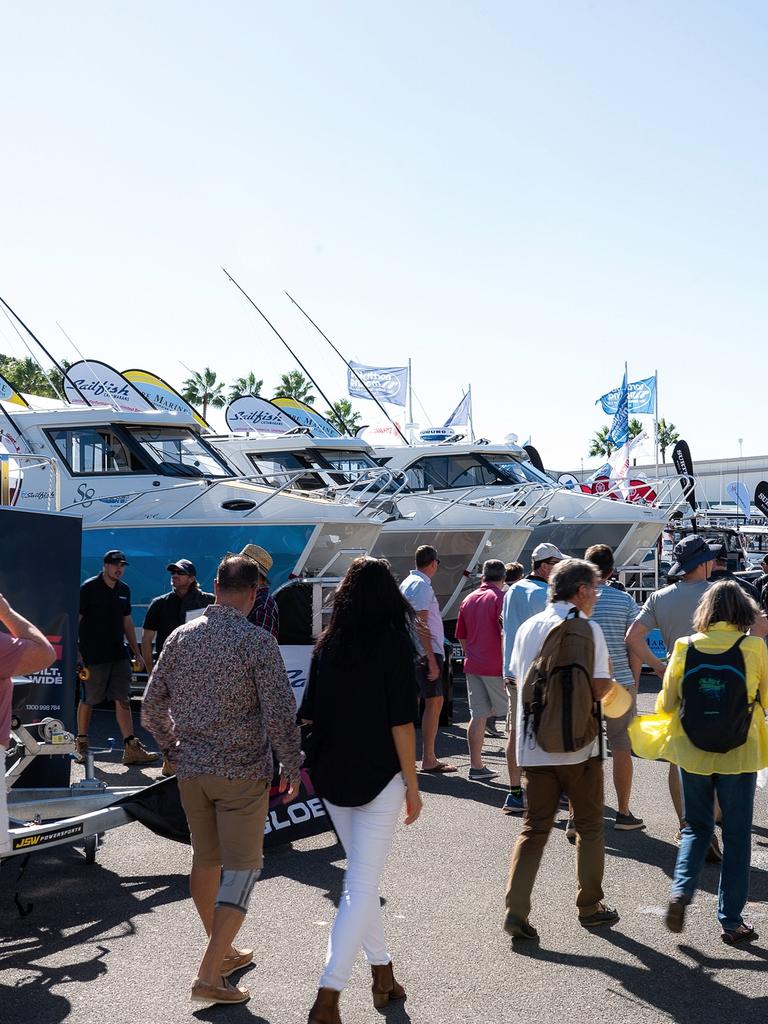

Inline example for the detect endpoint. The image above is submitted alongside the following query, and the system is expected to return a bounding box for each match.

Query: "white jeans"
[320,773,405,991]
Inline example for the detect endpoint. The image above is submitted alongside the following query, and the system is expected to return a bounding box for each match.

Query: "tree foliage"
[181,367,227,419]
[657,417,680,463]
[228,372,263,401]
[0,353,71,399]
[274,370,316,406]
[324,398,362,434]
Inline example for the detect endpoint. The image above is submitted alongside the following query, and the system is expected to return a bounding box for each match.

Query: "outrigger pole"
[284,291,411,447]
[0,295,93,406]
[220,269,352,436]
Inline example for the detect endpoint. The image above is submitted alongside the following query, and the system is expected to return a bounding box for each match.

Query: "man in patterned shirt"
[242,544,279,639]
[142,553,301,1006]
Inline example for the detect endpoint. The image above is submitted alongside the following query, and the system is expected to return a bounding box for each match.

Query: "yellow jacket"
[629,622,768,775]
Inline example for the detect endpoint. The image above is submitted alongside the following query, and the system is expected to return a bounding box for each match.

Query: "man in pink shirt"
[0,593,56,854]
[455,560,507,781]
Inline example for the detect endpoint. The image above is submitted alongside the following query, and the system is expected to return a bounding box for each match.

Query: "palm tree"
[324,398,362,434]
[274,370,316,406]
[228,372,263,401]
[588,426,614,458]
[0,354,69,399]
[657,418,680,463]
[181,367,227,419]
[628,417,644,440]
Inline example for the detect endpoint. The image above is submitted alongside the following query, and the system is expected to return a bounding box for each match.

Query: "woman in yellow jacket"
[630,580,768,944]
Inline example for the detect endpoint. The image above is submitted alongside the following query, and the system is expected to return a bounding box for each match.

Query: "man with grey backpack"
[503,559,620,941]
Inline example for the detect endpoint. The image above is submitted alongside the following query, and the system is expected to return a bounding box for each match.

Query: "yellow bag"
[628,711,675,761]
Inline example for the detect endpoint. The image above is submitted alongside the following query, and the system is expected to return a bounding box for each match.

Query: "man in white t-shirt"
[503,559,619,940]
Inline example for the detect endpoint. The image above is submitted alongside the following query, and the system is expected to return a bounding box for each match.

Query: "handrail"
[572,473,693,520]
[0,453,60,511]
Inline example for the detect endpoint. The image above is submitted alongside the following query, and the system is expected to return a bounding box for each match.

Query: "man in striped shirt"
[586,545,644,831]
[242,545,280,639]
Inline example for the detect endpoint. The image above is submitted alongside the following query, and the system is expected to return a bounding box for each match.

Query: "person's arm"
[749,610,768,639]
[123,616,144,669]
[455,608,466,656]
[0,595,56,674]
[391,724,421,824]
[656,640,686,714]
[754,639,768,707]
[140,638,179,757]
[254,635,302,801]
[141,629,156,675]
[415,610,439,681]
[626,619,666,679]
[626,599,643,683]
[590,622,613,701]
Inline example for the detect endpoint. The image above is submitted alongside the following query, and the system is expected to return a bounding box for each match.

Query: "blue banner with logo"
[606,371,629,448]
[347,362,408,407]
[597,375,656,415]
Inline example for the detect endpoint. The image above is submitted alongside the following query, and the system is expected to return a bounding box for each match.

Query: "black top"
[299,627,419,807]
[708,569,759,602]
[79,574,132,665]
[143,587,216,655]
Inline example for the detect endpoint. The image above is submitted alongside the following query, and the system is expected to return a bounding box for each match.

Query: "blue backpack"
[679,635,757,753]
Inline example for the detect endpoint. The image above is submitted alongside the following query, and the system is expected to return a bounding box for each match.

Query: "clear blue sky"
[1,2,765,467]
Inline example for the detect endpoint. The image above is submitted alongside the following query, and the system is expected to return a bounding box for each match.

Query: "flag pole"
[468,384,475,442]
[408,358,414,442]
[654,368,659,479]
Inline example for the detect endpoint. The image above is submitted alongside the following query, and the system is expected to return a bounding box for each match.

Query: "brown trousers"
[505,756,605,921]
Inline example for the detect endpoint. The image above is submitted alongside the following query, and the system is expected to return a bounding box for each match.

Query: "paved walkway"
[2,677,768,1023]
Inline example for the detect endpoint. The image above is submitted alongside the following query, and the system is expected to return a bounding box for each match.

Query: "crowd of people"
[3,532,768,1018]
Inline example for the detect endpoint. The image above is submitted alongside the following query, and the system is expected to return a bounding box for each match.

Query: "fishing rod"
[56,321,123,414]
[0,295,93,406]
[0,305,67,403]
[221,268,352,436]
[284,291,411,446]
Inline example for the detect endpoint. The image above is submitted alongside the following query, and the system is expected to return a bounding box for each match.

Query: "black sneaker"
[485,720,503,739]
[503,912,539,941]
[705,834,723,863]
[665,897,688,933]
[614,812,645,831]
[579,903,619,928]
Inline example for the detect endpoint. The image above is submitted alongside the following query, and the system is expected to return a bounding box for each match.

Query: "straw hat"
[240,544,273,580]
[601,681,633,719]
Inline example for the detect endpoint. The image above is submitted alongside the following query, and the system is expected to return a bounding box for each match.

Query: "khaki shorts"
[178,775,270,870]
[81,660,132,705]
[466,674,507,719]
[505,680,518,734]
[605,683,638,753]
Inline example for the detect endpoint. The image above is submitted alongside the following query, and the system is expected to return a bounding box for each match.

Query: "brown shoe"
[307,987,342,1024]
[161,756,176,777]
[191,977,250,1004]
[371,961,406,1008]
[122,737,159,765]
[221,948,253,978]
[75,735,89,763]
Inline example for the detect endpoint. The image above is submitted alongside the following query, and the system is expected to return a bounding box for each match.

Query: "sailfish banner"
[0,373,29,407]
[123,369,210,429]
[64,361,156,413]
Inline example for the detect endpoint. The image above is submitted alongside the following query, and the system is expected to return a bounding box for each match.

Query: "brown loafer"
[191,977,250,1004]
[221,948,254,978]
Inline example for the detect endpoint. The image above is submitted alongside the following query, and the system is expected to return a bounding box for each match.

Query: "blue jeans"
[672,770,756,930]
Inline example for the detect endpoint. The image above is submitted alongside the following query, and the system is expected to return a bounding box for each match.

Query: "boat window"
[316,450,402,494]
[245,451,324,490]
[403,455,500,491]
[483,453,553,485]
[48,427,145,475]
[126,427,232,478]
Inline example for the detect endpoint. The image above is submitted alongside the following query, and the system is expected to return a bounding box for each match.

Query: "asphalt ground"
[2,676,768,1023]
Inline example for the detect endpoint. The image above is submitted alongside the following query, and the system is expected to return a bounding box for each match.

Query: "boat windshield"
[126,427,232,478]
[402,451,554,491]
[317,450,402,494]
[246,451,324,490]
[482,453,554,486]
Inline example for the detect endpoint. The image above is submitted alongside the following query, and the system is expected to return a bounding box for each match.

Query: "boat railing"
[572,473,694,520]
[0,453,60,511]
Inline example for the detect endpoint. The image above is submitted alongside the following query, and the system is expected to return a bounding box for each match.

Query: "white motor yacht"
[0,404,384,615]
[211,433,533,618]
[375,439,684,569]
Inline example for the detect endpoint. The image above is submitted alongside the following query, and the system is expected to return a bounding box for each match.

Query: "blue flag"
[597,375,656,415]
[347,361,409,407]
[443,391,472,428]
[606,371,629,448]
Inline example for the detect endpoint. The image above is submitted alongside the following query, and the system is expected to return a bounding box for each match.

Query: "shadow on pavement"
[512,926,768,1019]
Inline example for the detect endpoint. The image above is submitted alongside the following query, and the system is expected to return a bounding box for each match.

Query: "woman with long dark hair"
[300,557,422,1024]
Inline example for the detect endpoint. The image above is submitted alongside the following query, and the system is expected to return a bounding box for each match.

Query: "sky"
[1,1,766,469]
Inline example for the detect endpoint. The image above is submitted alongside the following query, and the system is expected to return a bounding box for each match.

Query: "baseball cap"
[166,559,197,576]
[668,535,722,577]
[104,550,129,565]
[240,544,273,580]
[532,543,565,562]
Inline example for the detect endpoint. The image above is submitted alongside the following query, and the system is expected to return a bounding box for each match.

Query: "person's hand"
[279,772,300,803]
[0,593,11,622]
[404,784,422,825]
[132,653,145,672]
[427,659,440,682]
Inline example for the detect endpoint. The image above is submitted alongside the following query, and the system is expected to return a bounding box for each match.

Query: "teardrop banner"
[0,372,29,407]
[63,360,157,413]
[671,439,697,513]
[123,368,210,429]
[754,481,768,519]
[523,444,545,473]
[271,397,341,438]
[225,396,300,435]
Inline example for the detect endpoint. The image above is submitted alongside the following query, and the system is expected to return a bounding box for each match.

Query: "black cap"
[166,559,197,576]
[104,550,129,565]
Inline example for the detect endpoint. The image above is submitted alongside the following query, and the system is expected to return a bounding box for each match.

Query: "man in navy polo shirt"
[77,550,158,766]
